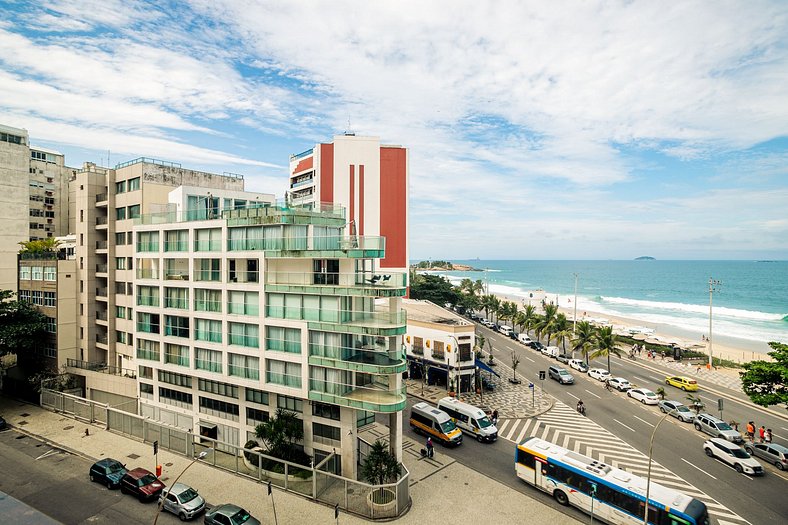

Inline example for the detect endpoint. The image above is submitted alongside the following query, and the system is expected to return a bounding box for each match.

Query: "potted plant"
[655,387,666,400]
[362,440,402,516]
[685,394,705,415]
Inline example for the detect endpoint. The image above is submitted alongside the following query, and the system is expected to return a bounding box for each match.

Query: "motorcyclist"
[576,399,585,415]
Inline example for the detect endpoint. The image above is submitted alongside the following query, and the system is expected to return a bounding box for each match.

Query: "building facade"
[0,124,31,293]
[132,189,407,477]
[29,145,74,240]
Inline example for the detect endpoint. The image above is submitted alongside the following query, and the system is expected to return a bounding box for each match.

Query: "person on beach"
[759,426,766,443]
[765,429,773,444]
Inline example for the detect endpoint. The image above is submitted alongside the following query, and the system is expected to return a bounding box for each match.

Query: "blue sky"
[1,0,786,260]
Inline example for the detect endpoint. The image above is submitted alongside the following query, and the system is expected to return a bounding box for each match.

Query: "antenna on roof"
[344,117,355,136]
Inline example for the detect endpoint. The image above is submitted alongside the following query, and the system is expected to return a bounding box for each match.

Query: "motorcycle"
[576,404,586,416]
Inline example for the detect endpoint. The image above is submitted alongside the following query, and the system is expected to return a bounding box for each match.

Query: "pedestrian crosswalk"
[497,402,751,525]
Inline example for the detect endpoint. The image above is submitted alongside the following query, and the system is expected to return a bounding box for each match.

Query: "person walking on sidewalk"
[491,409,499,426]
[764,428,773,444]
[426,437,434,458]
[746,421,755,442]
[759,426,766,443]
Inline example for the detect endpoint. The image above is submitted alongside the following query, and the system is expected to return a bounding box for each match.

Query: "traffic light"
[153,440,159,455]
[539,370,546,380]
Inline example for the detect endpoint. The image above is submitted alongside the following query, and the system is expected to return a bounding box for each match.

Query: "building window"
[115,232,126,245]
[246,388,269,405]
[19,266,31,280]
[136,339,160,361]
[164,343,190,366]
[164,287,189,309]
[198,378,238,398]
[246,407,268,426]
[195,318,222,343]
[136,231,159,252]
[31,290,43,305]
[127,177,141,191]
[116,207,126,220]
[137,286,160,307]
[18,290,31,302]
[194,288,221,312]
[43,266,56,281]
[116,306,126,319]
[228,353,259,380]
[164,315,189,338]
[115,257,126,270]
[194,228,221,251]
[114,282,127,295]
[198,397,239,421]
[43,291,56,307]
[115,181,126,194]
[138,366,153,379]
[266,360,301,388]
[195,347,222,373]
[31,266,44,280]
[228,291,259,316]
[137,312,160,334]
[116,331,127,344]
[165,230,188,252]
[313,422,341,442]
[228,322,258,348]
[276,395,303,413]
[160,387,193,406]
[312,402,340,421]
[266,326,301,353]
[140,383,154,395]
[196,259,221,281]
[128,204,141,219]
[412,336,424,355]
[433,341,445,360]
[45,316,56,333]
[158,370,192,388]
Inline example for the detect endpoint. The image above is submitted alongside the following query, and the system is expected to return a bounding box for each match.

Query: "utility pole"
[707,278,722,370]
[572,273,578,335]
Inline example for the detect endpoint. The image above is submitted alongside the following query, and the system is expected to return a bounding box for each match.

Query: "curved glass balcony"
[308,380,406,413]
[309,344,407,374]
[265,306,406,336]
[265,271,406,297]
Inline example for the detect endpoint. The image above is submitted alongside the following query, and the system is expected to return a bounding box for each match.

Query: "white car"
[568,359,589,373]
[704,438,764,476]
[517,333,533,345]
[587,368,610,382]
[541,346,559,358]
[627,388,659,405]
[607,377,632,391]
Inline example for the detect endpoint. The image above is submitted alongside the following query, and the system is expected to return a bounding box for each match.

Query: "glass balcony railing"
[309,344,407,374]
[227,303,260,316]
[265,307,406,334]
[137,295,160,307]
[194,270,221,282]
[164,241,188,252]
[164,270,189,281]
[194,240,221,252]
[309,380,406,413]
[67,359,136,378]
[265,271,406,293]
[96,240,108,250]
[136,269,159,279]
[95,216,108,225]
[227,235,384,253]
[136,201,345,226]
[96,264,108,273]
[96,334,108,345]
[136,242,159,252]
[228,271,258,284]
[96,193,108,203]
[266,371,302,388]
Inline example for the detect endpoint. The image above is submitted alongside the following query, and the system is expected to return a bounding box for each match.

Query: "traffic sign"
[528,382,534,389]
[538,370,546,380]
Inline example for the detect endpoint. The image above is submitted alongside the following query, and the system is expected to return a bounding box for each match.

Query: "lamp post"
[449,335,463,401]
[707,278,722,370]
[643,408,678,525]
[572,273,578,335]
[152,450,210,525]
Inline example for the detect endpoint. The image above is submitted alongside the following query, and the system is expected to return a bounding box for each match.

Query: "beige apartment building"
[0,124,31,293]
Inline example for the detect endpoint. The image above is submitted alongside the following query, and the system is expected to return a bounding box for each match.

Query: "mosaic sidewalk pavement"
[634,356,744,391]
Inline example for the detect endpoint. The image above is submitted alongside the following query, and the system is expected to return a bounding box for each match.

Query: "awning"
[475,358,501,378]
[198,420,217,430]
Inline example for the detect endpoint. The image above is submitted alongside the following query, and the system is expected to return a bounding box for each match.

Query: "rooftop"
[402,299,473,326]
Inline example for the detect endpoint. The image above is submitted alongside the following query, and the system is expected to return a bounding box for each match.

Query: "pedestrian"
[759,426,766,443]
[696,365,701,374]
[746,421,755,442]
[426,437,434,458]
[764,428,773,444]
[491,409,499,426]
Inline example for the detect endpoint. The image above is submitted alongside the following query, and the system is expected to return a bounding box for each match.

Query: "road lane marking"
[523,356,535,363]
[633,415,654,427]
[565,391,580,401]
[614,419,636,432]
[648,375,662,382]
[680,458,717,479]
[584,389,601,399]
[35,449,59,460]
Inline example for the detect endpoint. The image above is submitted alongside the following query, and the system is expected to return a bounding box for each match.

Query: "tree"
[520,305,538,336]
[254,408,306,463]
[409,274,460,305]
[655,387,666,400]
[18,238,60,254]
[361,440,402,487]
[740,341,788,410]
[590,326,621,374]
[571,321,596,363]
[0,290,47,359]
[686,394,705,414]
[510,350,521,384]
[552,313,571,354]
[475,332,486,355]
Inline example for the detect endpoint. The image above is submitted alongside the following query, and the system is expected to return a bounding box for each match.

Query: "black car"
[508,331,519,340]
[528,341,546,351]
[0,415,7,431]
[89,458,127,489]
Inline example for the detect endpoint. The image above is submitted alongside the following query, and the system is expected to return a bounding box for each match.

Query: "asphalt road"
[0,427,186,525]
[469,325,788,524]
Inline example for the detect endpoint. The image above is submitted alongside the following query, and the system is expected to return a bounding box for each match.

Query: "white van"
[437,397,498,442]
[541,345,560,358]
[517,333,533,345]
[498,325,513,337]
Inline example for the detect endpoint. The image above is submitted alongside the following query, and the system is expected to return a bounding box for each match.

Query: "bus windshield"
[440,420,457,434]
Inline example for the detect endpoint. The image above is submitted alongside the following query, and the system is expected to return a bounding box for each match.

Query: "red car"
[119,467,166,502]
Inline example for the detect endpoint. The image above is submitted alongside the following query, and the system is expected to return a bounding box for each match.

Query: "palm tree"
[571,321,596,363]
[552,313,571,354]
[539,303,559,344]
[254,408,304,462]
[590,325,621,374]
[521,304,537,336]
[362,440,402,486]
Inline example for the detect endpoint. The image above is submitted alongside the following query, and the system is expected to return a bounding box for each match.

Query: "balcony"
[96,310,108,321]
[164,258,189,281]
[164,241,188,252]
[136,269,159,280]
[96,264,108,274]
[96,193,108,205]
[95,287,108,298]
[95,216,108,227]
[309,381,406,413]
[194,240,221,252]
[136,200,343,226]
[96,240,108,250]
[265,307,406,336]
[226,235,385,259]
[66,358,136,379]
[194,270,221,282]
[265,271,406,297]
[309,345,407,375]
[96,334,108,345]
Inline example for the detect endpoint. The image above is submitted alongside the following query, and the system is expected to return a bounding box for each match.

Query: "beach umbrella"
[632,333,648,341]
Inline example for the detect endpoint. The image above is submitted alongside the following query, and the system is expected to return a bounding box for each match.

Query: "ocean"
[427,260,788,353]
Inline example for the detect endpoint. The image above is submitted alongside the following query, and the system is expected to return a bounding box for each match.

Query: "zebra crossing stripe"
[515,421,534,445]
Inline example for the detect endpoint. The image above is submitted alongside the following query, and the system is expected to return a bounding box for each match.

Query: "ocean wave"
[599,296,785,322]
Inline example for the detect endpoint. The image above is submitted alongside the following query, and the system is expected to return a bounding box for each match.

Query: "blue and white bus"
[515,437,709,525]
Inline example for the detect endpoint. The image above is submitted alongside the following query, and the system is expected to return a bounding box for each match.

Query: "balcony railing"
[96,311,107,321]
[136,269,159,279]
[194,240,221,252]
[137,295,160,307]
[96,287,107,297]
[228,272,258,284]
[136,241,160,252]
[309,381,407,413]
[309,344,407,374]
[164,241,188,252]
[266,307,406,332]
[96,240,108,249]
[66,358,136,379]
[266,371,302,388]
[96,216,108,225]
[96,193,108,203]
[194,270,221,282]
[164,271,189,281]
[136,200,344,226]
[291,176,314,189]
[96,264,108,273]
[226,235,384,253]
[265,271,406,291]
[96,334,108,345]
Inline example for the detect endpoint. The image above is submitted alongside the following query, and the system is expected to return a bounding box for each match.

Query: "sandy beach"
[487,290,773,366]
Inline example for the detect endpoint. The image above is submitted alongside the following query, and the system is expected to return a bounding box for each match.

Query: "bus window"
[517,449,536,469]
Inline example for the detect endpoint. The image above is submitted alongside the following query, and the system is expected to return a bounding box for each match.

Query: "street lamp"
[449,335,463,401]
[643,408,679,525]
[152,450,210,525]
[707,278,722,370]
[572,273,578,335]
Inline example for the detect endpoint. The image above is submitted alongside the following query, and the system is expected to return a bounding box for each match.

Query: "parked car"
[627,388,659,405]
[587,368,610,382]
[657,400,696,422]
[89,458,127,489]
[0,415,7,431]
[665,376,699,391]
[555,354,572,364]
[704,438,763,475]
[541,346,559,358]
[204,504,261,525]
[528,341,545,352]
[548,365,574,384]
[568,359,589,373]
[694,413,743,443]
[119,467,166,502]
[744,442,788,471]
[607,377,632,391]
[518,334,533,345]
[158,482,206,521]
[509,331,519,340]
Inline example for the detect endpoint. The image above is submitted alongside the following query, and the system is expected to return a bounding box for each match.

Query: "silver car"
[694,413,743,443]
[744,442,788,470]
[657,400,695,423]
[158,482,205,521]
[204,504,260,525]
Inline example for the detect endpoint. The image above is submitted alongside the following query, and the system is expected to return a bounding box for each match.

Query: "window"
[18,290,31,302]
[276,395,303,413]
[246,407,268,426]
[228,291,259,316]
[313,422,341,442]
[196,259,220,281]
[164,287,188,309]
[194,288,221,312]
[138,366,153,379]
[116,331,127,344]
[195,348,222,373]
[246,388,269,405]
[160,387,193,406]
[194,228,221,251]
[312,402,340,421]
[228,322,259,348]
[116,207,126,220]
[165,315,189,338]
[115,232,126,245]
[266,326,301,353]
[137,312,160,334]
[198,397,239,420]
[31,266,44,280]
[136,339,160,361]
[116,306,126,319]
[158,370,192,387]
[137,231,159,252]
[128,204,141,219]
[412,336,424,355]
[228,353,259,380]
[198,378,238,398]
[31,290,43,305]
[19,266,31,280]
[266,360,301,388]
[45,317,56,333]
[137,286,160,307]
[43,291,56,307]
[127,177,140,191]
[115,181,126,194]
[114,282,127,295]
[164,343,189,366]
[195,318,222,343]
[115,257,126,270]
[43,266,56,281]
[165,230,188,252]
[516,449,537,469]
[433,341,445,360]
[140,383,154,395]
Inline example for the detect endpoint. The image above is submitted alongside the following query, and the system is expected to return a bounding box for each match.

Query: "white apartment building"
[132,188,408,478]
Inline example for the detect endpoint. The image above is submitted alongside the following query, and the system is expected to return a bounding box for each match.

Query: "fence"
[40,388,409,519]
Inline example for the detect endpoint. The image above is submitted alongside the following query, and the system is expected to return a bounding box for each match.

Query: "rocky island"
[411,260,484,271]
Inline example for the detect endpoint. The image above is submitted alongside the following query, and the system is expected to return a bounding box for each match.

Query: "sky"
[1,0,787,260]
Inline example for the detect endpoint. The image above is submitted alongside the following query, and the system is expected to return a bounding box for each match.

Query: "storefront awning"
[475,358,501,378]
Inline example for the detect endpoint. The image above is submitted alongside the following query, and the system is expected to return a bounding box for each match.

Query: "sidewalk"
[0,396,580,524]
[634,355,744,391]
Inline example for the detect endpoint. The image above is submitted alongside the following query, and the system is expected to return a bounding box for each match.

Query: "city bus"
[515,437,709,525]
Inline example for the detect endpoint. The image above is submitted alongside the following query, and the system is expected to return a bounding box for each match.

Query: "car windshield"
[107,462,124,473]
[717,422,733,431]
[178,488,199,503]
[730,448,750,459]
[559,370,570,376]
[676,406,691,412]
[231,509,251,525]
[440,420,458,433]
[477,416,493,428]
[139,474,157,485]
